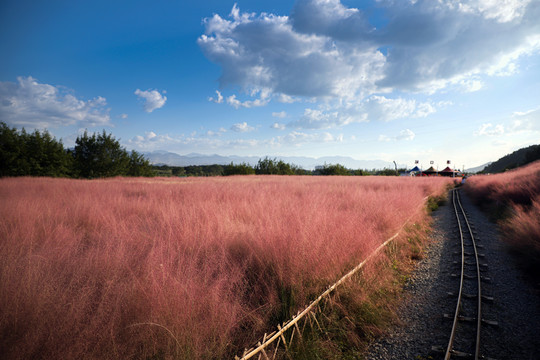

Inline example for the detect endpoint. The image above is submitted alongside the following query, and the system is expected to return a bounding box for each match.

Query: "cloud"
[396,129,416,141]
[362,95,436,122]
[379,128,416,142]
[199,1,540,98]
[198,4,384,100]
[119,113,128,119]
[271,122,286,130]
[0,76,110,128]
[474,123,505,136]
[277,94,301,103]
[231,121,255,132]
[271,130,344,147]
[456,0,531,23]
[128,129,262,152]
[227,95,270,109]
[208,90,224,103]
[134,88,167,112]
[288,95,437,129]
[509,106,540,132]
[272,111,287,118]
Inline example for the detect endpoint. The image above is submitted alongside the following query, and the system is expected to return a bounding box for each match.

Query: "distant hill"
[482,144,540,173]
[143,151,403,170]
[466,162,491,174]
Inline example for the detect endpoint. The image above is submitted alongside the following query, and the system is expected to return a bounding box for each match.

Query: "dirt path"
[365,189,540,360]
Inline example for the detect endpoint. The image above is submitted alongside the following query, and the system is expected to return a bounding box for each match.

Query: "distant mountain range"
[144,150,404,170]
[465,163,491,174]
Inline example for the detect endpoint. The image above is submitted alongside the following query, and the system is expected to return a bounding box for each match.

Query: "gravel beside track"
[366,189,540,360]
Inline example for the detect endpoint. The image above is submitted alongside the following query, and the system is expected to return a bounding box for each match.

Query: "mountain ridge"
[144,150,404,170]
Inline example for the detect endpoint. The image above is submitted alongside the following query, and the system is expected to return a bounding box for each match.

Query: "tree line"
[0,122,153,178]
[1,122,405,178]
[153,158,404,177]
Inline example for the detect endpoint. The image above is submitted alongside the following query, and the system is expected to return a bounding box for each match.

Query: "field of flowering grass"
[0,175,453,359]
[464,161,540,272]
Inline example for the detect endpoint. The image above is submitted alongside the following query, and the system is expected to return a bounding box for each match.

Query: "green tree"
[255,157,295,175]
[127,150,154,177]
[72,130,151,178]
[223,162,255,175]
[0,122,24,176]
[317,163,350,176]
[0,122,71,177]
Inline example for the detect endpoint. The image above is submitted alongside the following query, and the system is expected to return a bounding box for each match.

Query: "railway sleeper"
[432,346,498,360]
[446,292,494,302]
[430,345,471,358]
[450,273,491,281]
[453,251,485,257]
[431,346,475,358]
[442,314,498,327]
[443,313,475,322]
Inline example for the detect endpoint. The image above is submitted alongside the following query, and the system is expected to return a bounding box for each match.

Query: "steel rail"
[445,189,482,360]
[456,189,482,360]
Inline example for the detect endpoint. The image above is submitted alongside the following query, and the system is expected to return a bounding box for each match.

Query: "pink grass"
[465,160,540,256]
[0,176,451,359]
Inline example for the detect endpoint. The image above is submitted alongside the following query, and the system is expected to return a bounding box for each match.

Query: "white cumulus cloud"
[134,88,167,112]
[272,111,287,118]
[208,90,224,103]
[379,128,416,142]
[231,121,255,132]
[272,122,286,130]
[199,1,540,97]
[0,76,110,128]
[474,123,505,136]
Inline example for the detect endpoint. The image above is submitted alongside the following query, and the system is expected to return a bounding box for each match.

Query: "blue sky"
[1,0,539,168]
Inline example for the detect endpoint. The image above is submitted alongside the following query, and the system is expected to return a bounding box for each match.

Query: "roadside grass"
[285,212,436,360]
[464,160,540,279]
[0,176,451,359]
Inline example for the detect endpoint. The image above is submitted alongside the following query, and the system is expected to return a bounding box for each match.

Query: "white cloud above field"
[230,121,255,132]
[0,76,110,128]
[198,0,540,138]
[475,123,505,136]
[509,106,540,132]
[379,129,416,142]
[287,96,438,129]
[272,111,287,118]
[134,88,167,113]
[199,0,540,98]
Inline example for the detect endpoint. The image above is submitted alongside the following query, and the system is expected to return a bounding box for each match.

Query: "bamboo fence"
[235,195,431,360]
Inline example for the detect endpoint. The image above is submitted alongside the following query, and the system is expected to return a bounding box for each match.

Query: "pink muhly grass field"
[465,160,540,254]
[0,175,451,359]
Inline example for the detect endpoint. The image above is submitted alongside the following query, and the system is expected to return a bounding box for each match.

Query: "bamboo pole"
[236,195,431,360]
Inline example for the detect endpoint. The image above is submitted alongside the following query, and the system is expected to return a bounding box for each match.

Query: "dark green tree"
[317,163,350,176]
[0,122,72,177]
[223,162,255,175]
[72,130,152,178]
[255,157,295,175]
[127,150,154,177]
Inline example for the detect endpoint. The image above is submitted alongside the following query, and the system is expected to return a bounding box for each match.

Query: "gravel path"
[366,189,540,360]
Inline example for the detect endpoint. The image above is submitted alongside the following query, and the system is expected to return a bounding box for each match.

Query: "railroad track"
[433,188,497,359]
